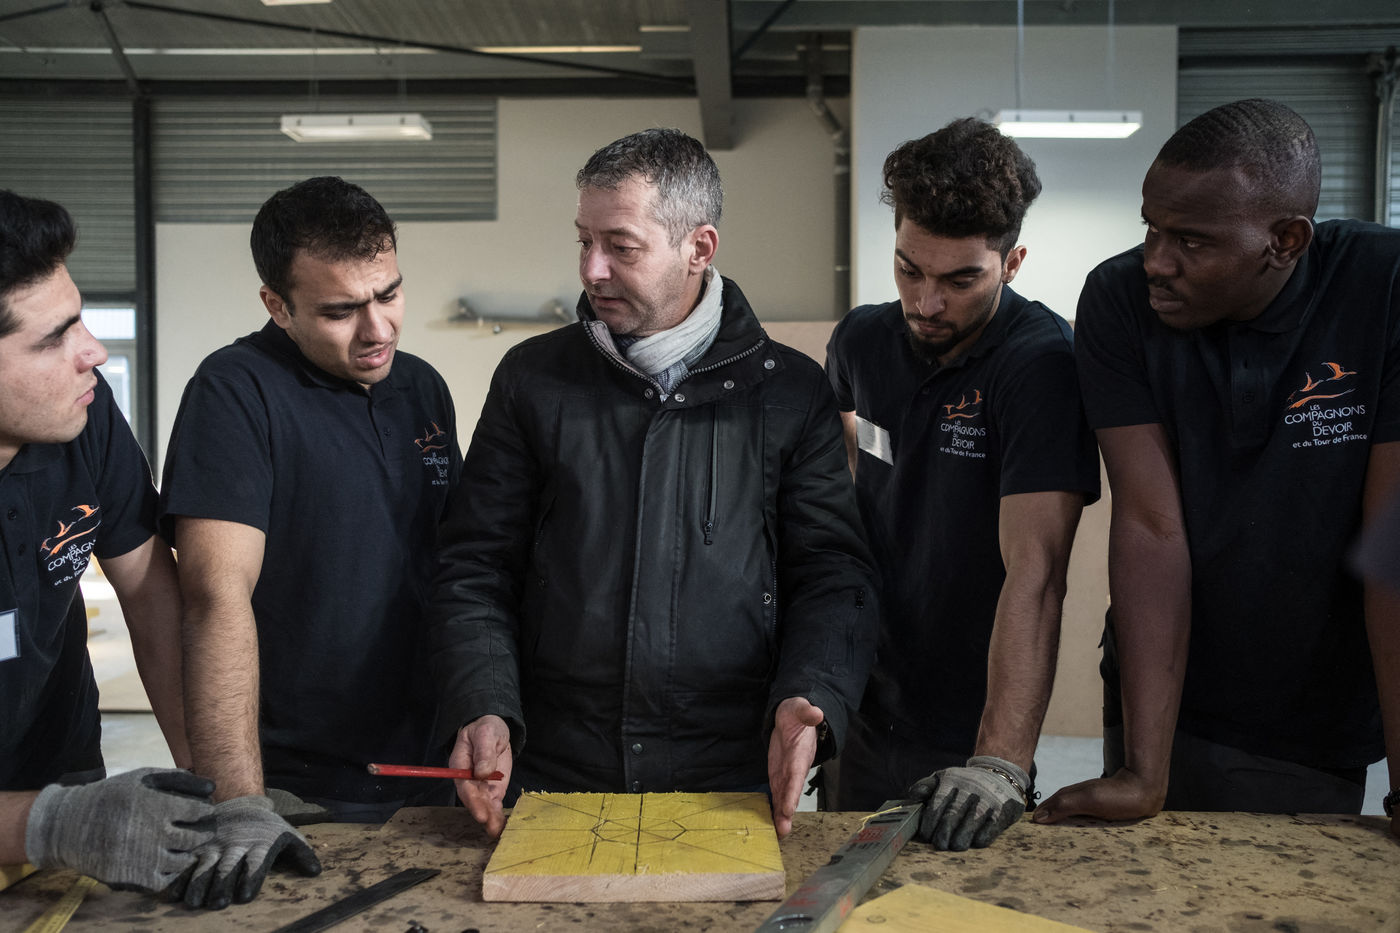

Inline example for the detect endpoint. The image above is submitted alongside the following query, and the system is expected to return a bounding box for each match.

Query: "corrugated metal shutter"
[1391,100,1400,227]
[1177,64,1374,223]
[153,95,496,222]
[0,95,135,293]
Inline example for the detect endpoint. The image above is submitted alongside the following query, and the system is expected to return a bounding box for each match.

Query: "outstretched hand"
[767,696,824,839]
[1033,768,1165,825]
[452,715,513,839]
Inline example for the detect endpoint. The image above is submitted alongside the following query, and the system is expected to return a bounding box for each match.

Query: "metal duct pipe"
[804,33,850,319]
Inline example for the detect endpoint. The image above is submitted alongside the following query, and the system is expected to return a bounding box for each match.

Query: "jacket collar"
[576,274,776,399]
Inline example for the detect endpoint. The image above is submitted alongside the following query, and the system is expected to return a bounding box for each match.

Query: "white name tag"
[855,415,893,465]
[0,609,17,662]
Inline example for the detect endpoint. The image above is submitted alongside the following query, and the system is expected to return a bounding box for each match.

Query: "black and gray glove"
[908,755,1030,851]
[266,787,333,826]
[24,767,216,894]
[173,794,322,910]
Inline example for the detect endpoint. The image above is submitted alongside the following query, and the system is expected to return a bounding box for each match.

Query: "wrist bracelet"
[973,763,1028,804]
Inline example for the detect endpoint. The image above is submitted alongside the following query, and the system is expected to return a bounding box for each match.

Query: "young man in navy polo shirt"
[1036,99,1400,838]
[160,177,461,905]
[0,189,219,896]
[822,119,1100,850]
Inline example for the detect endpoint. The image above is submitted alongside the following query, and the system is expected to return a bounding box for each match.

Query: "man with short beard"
[822,119,1099,850]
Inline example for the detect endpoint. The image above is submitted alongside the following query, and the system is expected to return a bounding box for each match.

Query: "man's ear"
[1266,216,1313,269]
[260,285,292,327]
[1002,245,1028,283]
[688,225,719,273]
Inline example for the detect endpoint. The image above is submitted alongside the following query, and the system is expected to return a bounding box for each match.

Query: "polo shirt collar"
[1240,248,1315,335]
[2,441,61,477]
[257,319,400,397]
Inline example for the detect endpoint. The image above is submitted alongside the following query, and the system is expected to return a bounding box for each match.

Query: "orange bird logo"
[1286,362,1357,410]
[415,422,447,452]
[942,390,983,420]
[40,504,101,558]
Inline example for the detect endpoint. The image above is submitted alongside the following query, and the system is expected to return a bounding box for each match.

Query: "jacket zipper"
[584,322,768,547]
[682,336,767,381]
[581,320,666,394]
[704,409,718,545]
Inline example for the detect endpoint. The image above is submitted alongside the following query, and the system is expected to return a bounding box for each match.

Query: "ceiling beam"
[685,0,733,150]
[731,0,1400,30]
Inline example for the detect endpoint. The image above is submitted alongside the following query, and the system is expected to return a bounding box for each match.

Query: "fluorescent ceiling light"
[994,110,1142,139]
[470,45,641,54]
[280,113,433,142]
[262,1,333,6]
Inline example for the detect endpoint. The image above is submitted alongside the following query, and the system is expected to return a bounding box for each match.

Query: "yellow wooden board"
[840,884,1096,932]
[482,791,785,903]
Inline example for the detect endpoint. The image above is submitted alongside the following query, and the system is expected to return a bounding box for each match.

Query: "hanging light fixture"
[278,20,433,142]
[993,0,1141,140]
[280,113,433,141]
[994,109,1141,139]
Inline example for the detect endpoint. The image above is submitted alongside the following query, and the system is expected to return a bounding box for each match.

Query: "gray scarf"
[622,266,724,395]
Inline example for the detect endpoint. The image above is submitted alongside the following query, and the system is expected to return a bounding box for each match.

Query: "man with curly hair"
[822,118,1099,849]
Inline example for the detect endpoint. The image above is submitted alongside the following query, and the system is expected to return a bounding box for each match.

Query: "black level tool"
[752,800,922,933]
[271,867,441,933]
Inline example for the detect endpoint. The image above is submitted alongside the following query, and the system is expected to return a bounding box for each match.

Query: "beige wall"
[155,95,849,464]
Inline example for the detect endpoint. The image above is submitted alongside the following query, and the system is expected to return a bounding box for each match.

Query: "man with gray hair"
[429,128,878,838]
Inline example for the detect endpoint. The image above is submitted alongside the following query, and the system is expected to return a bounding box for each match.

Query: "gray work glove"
[172,794,322,910]
[266,787,333,826]
[908,755,1030,851]
[24,767,216,895]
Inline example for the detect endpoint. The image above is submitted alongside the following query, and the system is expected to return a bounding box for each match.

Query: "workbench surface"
[4,808,1397,932]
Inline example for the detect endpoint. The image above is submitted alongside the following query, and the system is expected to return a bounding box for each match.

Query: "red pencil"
[366,763,505,781]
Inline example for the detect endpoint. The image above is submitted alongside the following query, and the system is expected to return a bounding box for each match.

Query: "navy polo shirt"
[826,287,1100,754]
[1075,219,1400,769]
[160,321,461,807]
[0,374,158,789]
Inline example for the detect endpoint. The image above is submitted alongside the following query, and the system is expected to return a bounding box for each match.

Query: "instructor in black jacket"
[429,128,878,839]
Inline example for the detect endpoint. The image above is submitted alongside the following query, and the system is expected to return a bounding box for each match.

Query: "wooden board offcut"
[839,884,1095,932]
[482,791,785,903]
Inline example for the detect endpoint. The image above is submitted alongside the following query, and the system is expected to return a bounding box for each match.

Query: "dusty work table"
[4,808,1397,932]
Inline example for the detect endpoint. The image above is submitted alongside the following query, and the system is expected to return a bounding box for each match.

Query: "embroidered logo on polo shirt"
[40,504,101,585]
[1283,361,1367,449]
[938,390,988,459]
[416,421,451,486]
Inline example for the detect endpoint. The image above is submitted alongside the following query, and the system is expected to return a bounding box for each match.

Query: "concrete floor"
[100,713,1391,815]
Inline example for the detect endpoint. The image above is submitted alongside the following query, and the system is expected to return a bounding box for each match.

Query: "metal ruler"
[753,800,922,933]
[21,875,97,933]
[271,867,441,933]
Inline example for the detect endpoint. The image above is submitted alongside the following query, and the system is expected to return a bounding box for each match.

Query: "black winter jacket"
[429,277,878,793]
